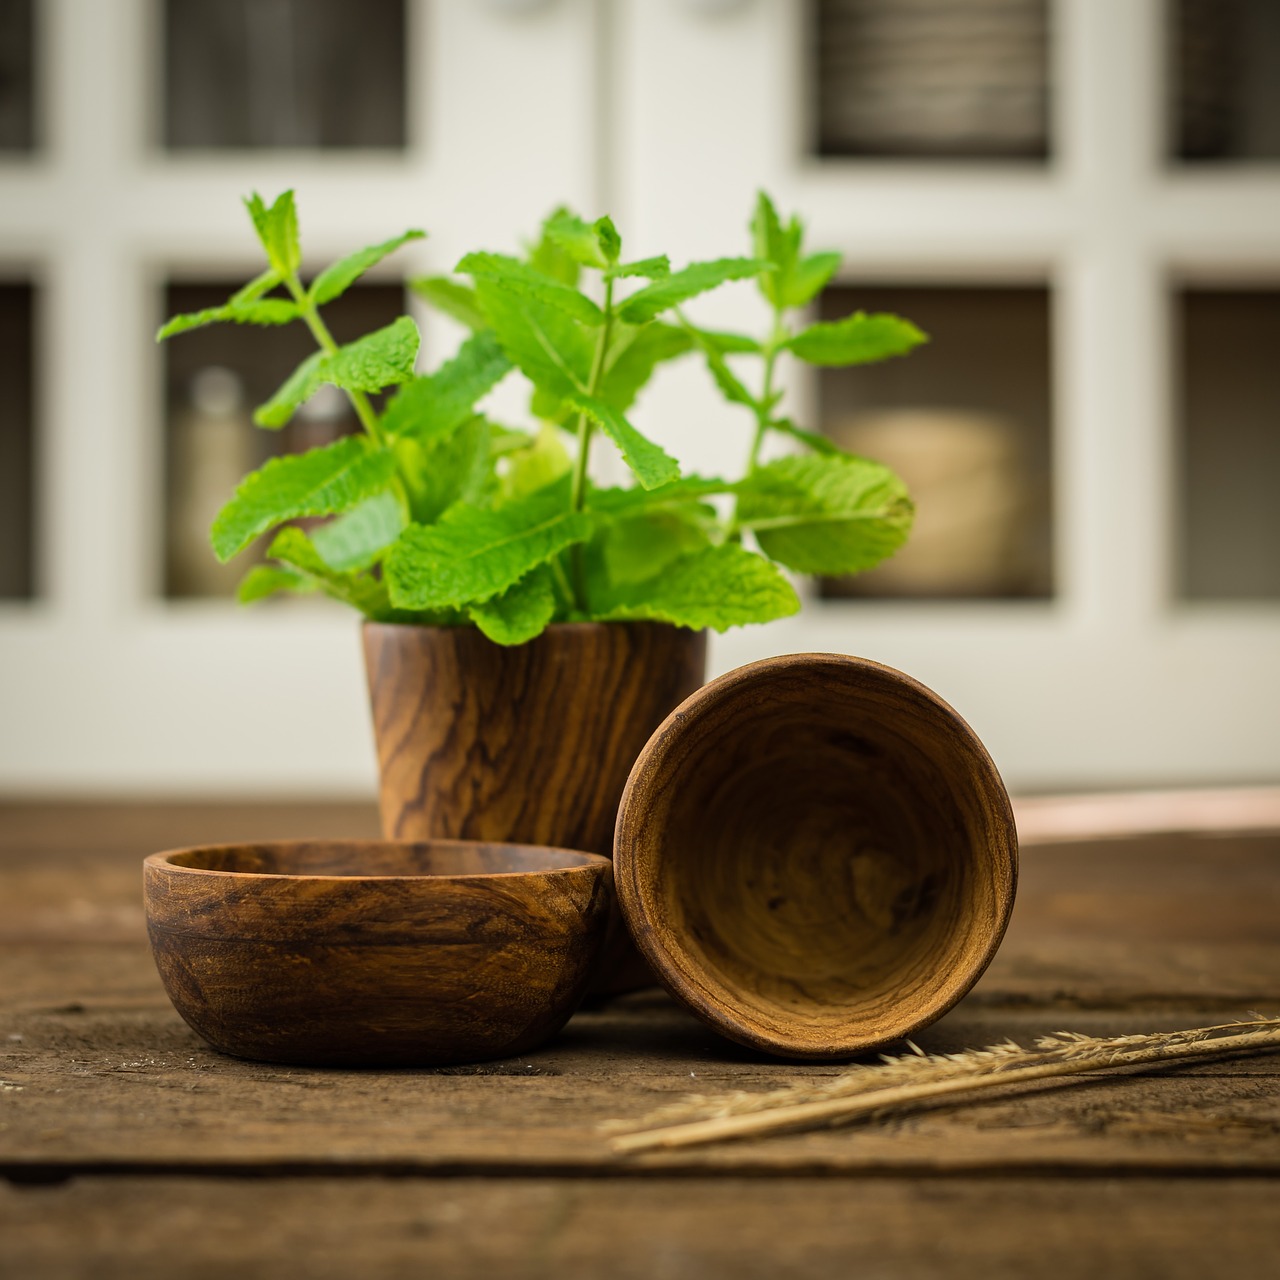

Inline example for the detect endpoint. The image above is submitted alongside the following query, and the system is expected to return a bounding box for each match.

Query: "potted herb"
[158,190,924,989]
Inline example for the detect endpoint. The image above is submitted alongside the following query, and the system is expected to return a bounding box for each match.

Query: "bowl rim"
[144,838,612,883]
[614,650,1019,1059]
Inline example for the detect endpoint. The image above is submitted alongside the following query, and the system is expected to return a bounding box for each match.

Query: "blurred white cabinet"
[1,0,1278,794]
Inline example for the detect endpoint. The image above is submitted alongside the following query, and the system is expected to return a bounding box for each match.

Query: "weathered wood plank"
[3,1175,1279,1280]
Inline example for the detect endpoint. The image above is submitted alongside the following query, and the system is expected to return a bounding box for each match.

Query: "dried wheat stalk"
[606,1015,1280,1155]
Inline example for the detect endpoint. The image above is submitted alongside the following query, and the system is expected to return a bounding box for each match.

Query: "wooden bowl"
[614,654,1018,1059]
[144,840,612,1066]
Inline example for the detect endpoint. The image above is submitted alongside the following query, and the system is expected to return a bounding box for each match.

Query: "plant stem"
[747,311,787,474]
[568,277,615,611]
[284,275,386,447]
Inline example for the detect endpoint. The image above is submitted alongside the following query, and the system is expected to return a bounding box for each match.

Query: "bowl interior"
[620,656,1017,1056]
[158,840,605,878]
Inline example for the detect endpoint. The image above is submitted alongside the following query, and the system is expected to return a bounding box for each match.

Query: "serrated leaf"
[386,485,593,610]
[598,323,693,412]
[394,417,493,525]
[569,393,680,490]
[231,268,283,305]
[409,276,487,331]
[381,330,511,444]
[617,257,771,324]
[488,423,535,457]
[606,255,669,282]
[310,229,426,306]
[311,491,406,572]
[783,251,841,308]
[544,210,609,269]
[736,453,914,575]
[246,190,301,277]
[266,526,394,617]
[587,474,734,513]
[696,328,762,354]
[785,311,926,366]
[750,191,803,308]
[502,423,571,501]
[598,509,714,586]
[595,216,621,264]
[236,564,315,604]
[772,418,841,455]
[468,565,557,645]
[591,543,799,631]
[459,252,604,327]
[527,208,582,287]
[209,435,397,561]
[474,276,593,400]
[684,327,756,407]
[322,315,421,392]
[156,297,299,341]
[254,351,324,428]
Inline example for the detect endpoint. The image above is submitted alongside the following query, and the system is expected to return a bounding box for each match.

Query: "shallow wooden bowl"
[144,840,612,1067]
[614,654,1018,1059]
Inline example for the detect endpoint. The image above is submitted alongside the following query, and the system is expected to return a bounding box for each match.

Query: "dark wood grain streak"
[144,841,612,1067]
[362,622,706,992]
[616,654,1019,1060]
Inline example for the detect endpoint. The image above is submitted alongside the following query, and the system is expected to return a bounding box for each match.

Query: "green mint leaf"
[473,276,593,400]
[598,323,693,412]
[772,418,841,455]
[394,418,494,524]
[266,526,394,618]
[409,276,487,331]
[617,257,771,325]
[592,543,799,631]
[784,311,926,366]
[736,453,914,575]
[597,509,714,587]
[544,209,609,270]
[695,328,762,354]
[231,268,283,305]
[320,315,421,392]
[209,435,397,561]
[156,297,298,341]
[569,393,681,490]
[782,251,841,309]
[594,216,621,264]
[606,255,669,282]
[309,229,426,307]
[586,474,734,513]
[527,208,582,287]
[236,564,315,604]
[254,351,324,428]
[459,252,604,327]
[381,330,511,444]
[468,565,557,645]
[684,326,756,407]
[502,423,572,501]
[311,491,406,572]
[488,423,535,457]
[385,484,593,610]
[245,190,301,277]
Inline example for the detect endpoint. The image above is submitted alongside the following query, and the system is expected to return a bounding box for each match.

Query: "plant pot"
[362,621,707,993]
[615,653,1018,1058]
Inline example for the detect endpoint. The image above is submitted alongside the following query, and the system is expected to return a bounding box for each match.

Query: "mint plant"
[157,190,924,645]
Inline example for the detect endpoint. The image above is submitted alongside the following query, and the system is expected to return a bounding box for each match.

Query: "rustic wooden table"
[1,800,1278,1279]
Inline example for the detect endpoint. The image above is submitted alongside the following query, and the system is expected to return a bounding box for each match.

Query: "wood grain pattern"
[616,653,1019,1060]
[362,622,706,992]
[143,840,612,1067]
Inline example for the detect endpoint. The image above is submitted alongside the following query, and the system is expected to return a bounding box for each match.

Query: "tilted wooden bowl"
[144,840,612,1067]
[614,654,1018,1060]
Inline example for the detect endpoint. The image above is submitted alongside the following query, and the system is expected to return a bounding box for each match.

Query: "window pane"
[0,282,35,599]
[1178,288,1280,600]
[163,0,406,150]
[812,0,1051,160]
[161,280,405,598]
[0,0,35,152]
[816,284,1053,600]
[1172,0,1280,163]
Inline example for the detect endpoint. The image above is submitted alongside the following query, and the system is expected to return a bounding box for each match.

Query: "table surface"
[1,799,1277,1279]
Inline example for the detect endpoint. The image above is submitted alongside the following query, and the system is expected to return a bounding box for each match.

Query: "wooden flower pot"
[362,621,707,993]
[614,653,1018,1058]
